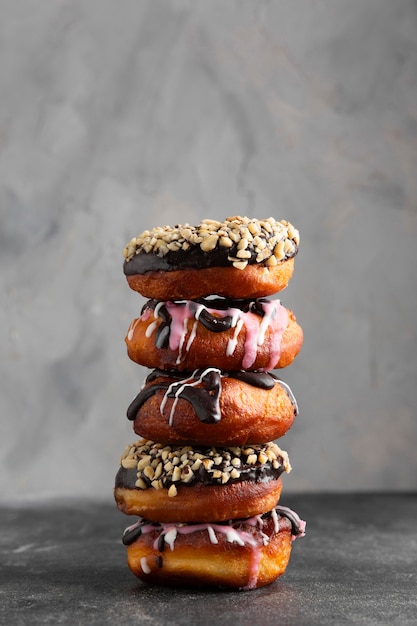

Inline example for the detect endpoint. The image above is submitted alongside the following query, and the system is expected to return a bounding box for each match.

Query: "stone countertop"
[1,493,416,625]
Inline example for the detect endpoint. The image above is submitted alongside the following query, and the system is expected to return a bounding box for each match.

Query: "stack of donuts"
[114,215,306,590]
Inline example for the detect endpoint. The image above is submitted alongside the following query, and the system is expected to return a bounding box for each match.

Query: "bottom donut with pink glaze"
[121,505,306,590]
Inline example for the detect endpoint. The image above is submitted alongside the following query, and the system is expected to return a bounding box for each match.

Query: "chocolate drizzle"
[126,368,295,425]
[115,449,285,491]
[275,505,306,538]
[127,368,222,424]
[121,504,305,547]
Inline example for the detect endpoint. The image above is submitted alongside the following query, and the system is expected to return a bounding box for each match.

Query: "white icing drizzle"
[124,505,305,551]
[271,507,279,534]
[258,300,276,345]
[127,318,140,341]
[175,317,187,365]
[225,528,246,546]
[186,319,199,352]
[227,318,244,356]
[140,556,151,574]
[159,367,222,426]
[163,528,178,551]
[276,379,299,415]
[154,301,165,317]
[207,526,218,544]
[145,320,158,338]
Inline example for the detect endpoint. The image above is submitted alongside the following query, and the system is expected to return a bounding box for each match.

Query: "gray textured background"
[1,0,416,502]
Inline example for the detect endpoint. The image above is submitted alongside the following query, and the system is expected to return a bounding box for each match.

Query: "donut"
[125,297,303,372]
[114,439,291,523]
[121,505,306,590]
[128,369,298,446]
[123,216,299,300]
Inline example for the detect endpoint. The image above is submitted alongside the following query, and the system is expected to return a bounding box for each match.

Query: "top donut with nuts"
[123,216,299,272]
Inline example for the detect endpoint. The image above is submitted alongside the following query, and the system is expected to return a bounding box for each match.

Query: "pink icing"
[150,299,288,371]
[243,547,263,590]
[165,301,195,352]
[262,301,289,371]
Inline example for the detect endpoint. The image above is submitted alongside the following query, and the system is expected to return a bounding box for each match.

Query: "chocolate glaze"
[121,505,303,547]
[126,368,283,425]
[124,241,298,276]
[275,505,306,538]
[143,297,278,350]
[115,454,284,491]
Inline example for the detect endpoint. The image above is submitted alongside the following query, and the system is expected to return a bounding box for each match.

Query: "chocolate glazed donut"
[127,369,299,446]
[123,216,300,300]
[114,439,291,523]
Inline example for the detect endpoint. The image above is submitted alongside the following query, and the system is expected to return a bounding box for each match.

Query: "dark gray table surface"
[1,493,416,625]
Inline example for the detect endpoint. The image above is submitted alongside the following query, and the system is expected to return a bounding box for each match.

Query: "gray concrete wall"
[1,0,416,502]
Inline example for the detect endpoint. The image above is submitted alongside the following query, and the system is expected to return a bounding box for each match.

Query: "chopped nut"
[201,458,213,471]
[258,452,268,464]
[191,458,202,471]
[154,462,163,479]
[137,455,152,471]
[256,248,272,262]
[248,221,260,235]
[121,457,138,469]
[228,230,240,243]
[265,254,277,266]
[243,447,255,455]
[180,227,192,240]
[143,465,155,480]
[236,249,252,259]
[167,241,181,252]
[284,239,295,255]
[274,240,285,260]
[266,449,277,462]
[168,484,178,497]
[180,467,194,483]
[232,260,248,270]
[121,440,290,492]
[221,472,230,484]
[124,215,298,264]
[219,236,233,247]
[200,234,219,252]
[172,466,182,482]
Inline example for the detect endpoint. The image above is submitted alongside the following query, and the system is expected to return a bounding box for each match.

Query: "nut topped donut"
[123,216,299,300]
[114,439,291,523]
[125,296,303,372]
[127,368,298,446]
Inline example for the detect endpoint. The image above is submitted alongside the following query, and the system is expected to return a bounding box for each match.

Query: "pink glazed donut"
[125,297,303,372]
